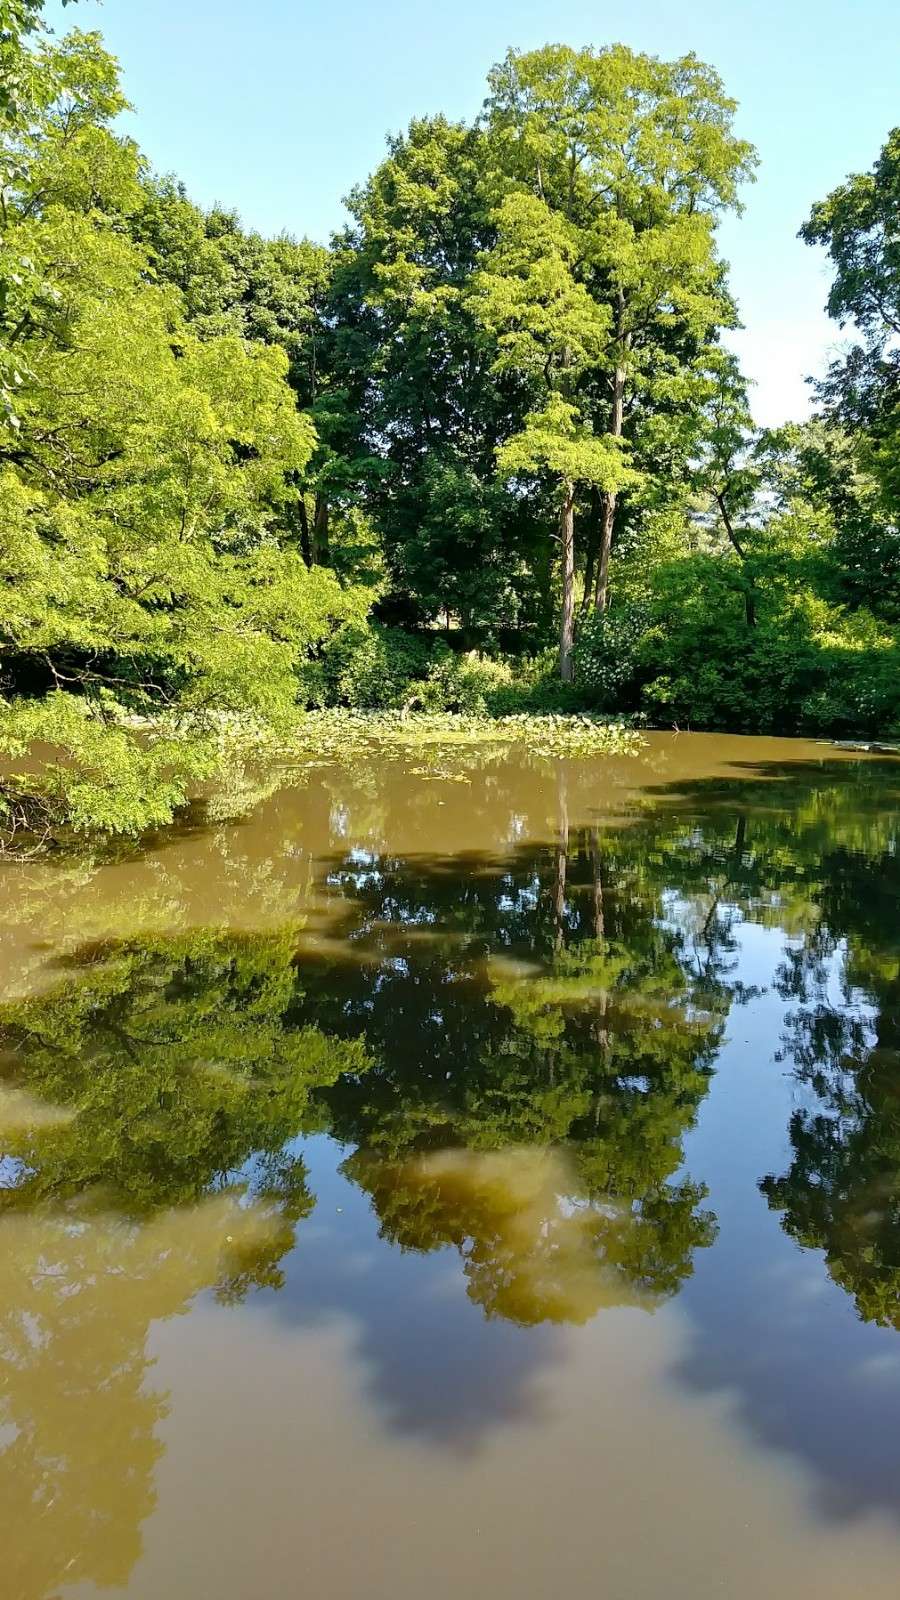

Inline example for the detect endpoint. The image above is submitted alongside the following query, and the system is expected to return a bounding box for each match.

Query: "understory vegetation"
[2,1,899,840]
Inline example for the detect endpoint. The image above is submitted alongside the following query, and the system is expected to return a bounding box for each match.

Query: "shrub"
[573,603,650,708]
[410,652,515,714]
[320,624,434,709]
[637,557,900,736]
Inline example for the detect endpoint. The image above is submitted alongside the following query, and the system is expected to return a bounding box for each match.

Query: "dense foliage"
[2,4,898,841]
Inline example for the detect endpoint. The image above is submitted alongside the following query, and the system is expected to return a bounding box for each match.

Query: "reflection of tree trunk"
[553,767,570,951]
[590,828,610,1058]
[559,481,576,681]
[590,827,605,941]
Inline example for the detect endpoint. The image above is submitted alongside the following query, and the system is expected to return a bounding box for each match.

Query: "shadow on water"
[1,746,900,1593]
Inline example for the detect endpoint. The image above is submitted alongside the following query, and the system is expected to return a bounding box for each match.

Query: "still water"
[2,732,900,1598]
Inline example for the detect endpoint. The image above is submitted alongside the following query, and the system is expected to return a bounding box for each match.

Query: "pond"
[2,731,900,1599]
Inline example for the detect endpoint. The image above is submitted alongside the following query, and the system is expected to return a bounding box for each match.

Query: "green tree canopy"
[0,25,367,839]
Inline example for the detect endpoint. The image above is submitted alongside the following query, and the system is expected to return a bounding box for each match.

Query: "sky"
[45,0,900,426]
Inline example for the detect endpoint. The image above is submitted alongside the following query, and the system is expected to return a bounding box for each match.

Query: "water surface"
[2,732,900,1598]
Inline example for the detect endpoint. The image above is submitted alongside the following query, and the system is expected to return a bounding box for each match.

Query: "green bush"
[411,652,515,713]
[481,649,584,714]
[573,604,650,708]
[320,626,519,715]
[320,624,434,709]
[637,557,900,736]
[800,613,900,736]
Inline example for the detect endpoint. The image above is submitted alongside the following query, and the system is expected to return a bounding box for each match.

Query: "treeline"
[1,2,899,836]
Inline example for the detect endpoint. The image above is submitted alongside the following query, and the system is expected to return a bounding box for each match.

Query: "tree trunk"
[297,497,313,569]
[559,480,576,681]
[715,492,756,627]
[594,486,617,613]
[312,494,330,565]
[580,487,601,617]
[594,361,626,613]
[594,299,630,614]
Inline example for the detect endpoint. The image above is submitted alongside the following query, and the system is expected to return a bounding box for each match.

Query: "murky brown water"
[2,732,900,1598]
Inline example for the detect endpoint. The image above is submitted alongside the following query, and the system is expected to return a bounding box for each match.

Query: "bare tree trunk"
[559,480,576,681]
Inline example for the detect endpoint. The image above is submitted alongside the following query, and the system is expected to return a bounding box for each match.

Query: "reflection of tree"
[0,928,369,1600]
[0,926,368,1226]
[346,1145,715,1325]
[760,825,900,1327]
[590,756,900,1332]
[300,815,729,1320]
[0,1195,287,1600]
[4,750,900,1589]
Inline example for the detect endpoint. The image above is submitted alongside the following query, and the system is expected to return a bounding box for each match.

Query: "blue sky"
[46,0,899,425]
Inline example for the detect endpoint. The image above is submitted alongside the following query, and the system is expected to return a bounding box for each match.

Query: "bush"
[637,557,900,736]
[320,624,434,709]
[573,603,650,708]
[320,626,518,714]
[411,652,515,713]
[800,612,900,736]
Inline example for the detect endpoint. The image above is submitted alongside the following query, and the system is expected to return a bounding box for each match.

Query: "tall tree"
[472,192,632,677]
[802,129,900,526]
[335,116,551,640]
[131,184,372,572]
[0,26,366,841]
[482,43,756,622]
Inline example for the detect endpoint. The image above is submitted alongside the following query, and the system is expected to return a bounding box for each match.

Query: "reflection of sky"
[673,919,900,1522]
[234,908,900,1521]
[263,1133,563,1452]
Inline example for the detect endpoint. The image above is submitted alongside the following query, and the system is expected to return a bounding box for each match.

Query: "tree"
[334,116,552,641]
[131,183,375,573]
[802,130,900,527]
[756,418,900,619]
[0,26,367,841]
[692,348,760,626]
[481,43,756,628]
[1,0,79,424]
[471,191,633,677]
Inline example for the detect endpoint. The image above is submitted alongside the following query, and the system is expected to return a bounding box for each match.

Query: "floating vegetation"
[285,710,644,771]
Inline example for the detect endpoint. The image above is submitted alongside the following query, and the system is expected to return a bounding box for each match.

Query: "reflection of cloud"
[269,1153,562,1452]
[0,1193,291,1600]
[674,1244,900,1524]
[0,1084,73,1132]
[374,1145,658,1325]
